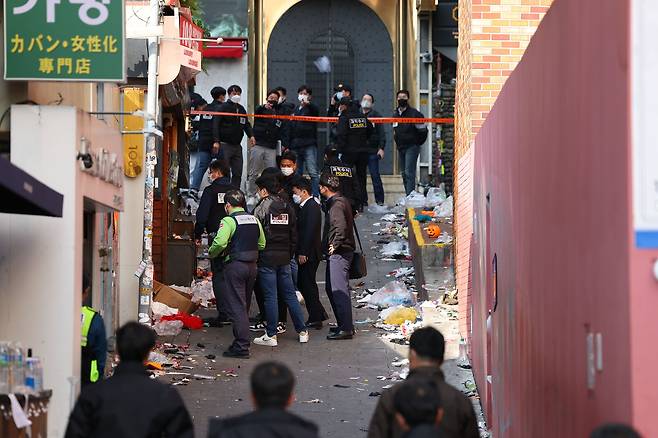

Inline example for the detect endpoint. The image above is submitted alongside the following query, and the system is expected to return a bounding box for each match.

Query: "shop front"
[0,105,123,436]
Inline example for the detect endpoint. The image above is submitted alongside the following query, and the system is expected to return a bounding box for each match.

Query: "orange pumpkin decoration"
[425,223,441,238]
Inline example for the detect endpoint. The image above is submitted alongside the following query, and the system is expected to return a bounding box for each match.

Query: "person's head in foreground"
[408,326,445,369]
[251,361,295,410]
[393,378,443,432]
[591,423,641,438]
[117,322,156,363]
[319,173,340,199]
[224,189,247,214]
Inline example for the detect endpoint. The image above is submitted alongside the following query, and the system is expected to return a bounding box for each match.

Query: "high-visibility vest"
[81,306,100,383]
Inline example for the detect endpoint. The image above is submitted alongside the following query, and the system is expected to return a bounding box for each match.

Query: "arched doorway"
[267,0,395,174]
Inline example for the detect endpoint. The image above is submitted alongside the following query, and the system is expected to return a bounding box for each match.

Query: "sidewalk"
[154,212,486,437]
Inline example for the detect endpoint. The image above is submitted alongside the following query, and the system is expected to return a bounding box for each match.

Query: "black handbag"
[349,223,368,280]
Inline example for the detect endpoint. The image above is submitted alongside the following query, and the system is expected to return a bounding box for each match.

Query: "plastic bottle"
[25,357,43,392]
[9,343,25,392]
[0,342,9,394]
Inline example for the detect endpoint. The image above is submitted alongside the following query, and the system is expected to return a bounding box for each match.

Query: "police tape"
[190,110,454,124]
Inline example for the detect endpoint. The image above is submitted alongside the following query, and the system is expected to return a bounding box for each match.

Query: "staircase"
[366,174,406,206]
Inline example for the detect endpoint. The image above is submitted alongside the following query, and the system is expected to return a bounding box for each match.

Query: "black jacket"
[195,176,237,239]
[393,106,428,149]
[403,425,443,438]
[214,101,253,145]
[65,362,193,438]
[296,198,322,261]
[367,367,479,438]
[253,104,282,149]
[363,108,386,153]
[322,157,361,214]
[322,194,355,255]
[194,100,222,152]
[283,102,319,149]
[208,408,319,438]
[277,100,296,148]
[336,105,373,155]
[253,194,298,266]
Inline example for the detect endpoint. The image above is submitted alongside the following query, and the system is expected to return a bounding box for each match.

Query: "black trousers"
[344,151,370,207]
[210,258,229,322]
[223,261,257,353]
[298,258,328,323]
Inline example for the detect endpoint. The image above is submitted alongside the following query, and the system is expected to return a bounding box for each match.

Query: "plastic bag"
[405,191,427,208]
[381,241,410,257]
[434,196,453,218]
[191,279,214,307]
[381,306,418,325]
[161,312,204,330]
[368,281,416,308]
[153,320,184,336]
[426,186,447,206]
[368,204,390,214]
[151,301,179,318]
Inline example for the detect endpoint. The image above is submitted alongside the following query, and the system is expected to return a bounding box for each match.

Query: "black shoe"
[329,327,355,335]
[204,318,231,327]
[306,321,323,330]
[222,349,250,359]
[327,330,354,340]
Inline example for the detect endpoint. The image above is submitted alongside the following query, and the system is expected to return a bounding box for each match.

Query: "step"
[365,174,406,205]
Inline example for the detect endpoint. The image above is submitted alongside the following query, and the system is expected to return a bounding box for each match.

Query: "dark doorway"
[268,0,394,173]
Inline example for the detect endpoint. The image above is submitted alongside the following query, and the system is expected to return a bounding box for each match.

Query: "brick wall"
[454,0,552,340]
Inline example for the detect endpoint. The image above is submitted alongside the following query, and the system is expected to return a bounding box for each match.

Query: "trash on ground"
[380,241,410,258]
[367,204,390,214]
[334,384,351,388]
[426,185,447,206]
[380,306,418,325]
[434,195,453,218]
[161,312,204,330]
[153,320,184,337]
[302,399,323,404]
[391,358,409,367]
[190,279,214,307]
[151,301,179,318]
[366,281,416,308]
[369,392,382,397]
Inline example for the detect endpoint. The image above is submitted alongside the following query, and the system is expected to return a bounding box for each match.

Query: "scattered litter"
[435,231,453,244]
[333,384,350,388]
[391,358,409,367]
[400,191,426,208]
[380,306,418,325]
[205,354,216,360]
[367,204,390,214]
[367,281,416,308]
[349,377,360,380]
[389,267,414,279]
[434,195,453,218]
[380,241,410,258]
[153,320,184,337]
[193,374,216,380]
[302,399,323,404]
[355,318,375,324]
[197,343,205,348]
[190,279,214,307]
[161,313,204,330]
[151,301,179,318]
[369,392,382,397]
[426,185,447,206]
[382,384,394,389]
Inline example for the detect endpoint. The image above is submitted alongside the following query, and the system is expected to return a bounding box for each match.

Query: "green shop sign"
[4,0,125,81]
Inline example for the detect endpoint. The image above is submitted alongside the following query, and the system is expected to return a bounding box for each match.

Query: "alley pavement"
[157,213,483,437]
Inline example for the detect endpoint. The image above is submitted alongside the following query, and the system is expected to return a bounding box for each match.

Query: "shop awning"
[202,38,248,59]
[0,156,63,217]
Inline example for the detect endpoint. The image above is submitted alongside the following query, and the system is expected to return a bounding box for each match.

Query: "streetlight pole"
[138,0,161,321]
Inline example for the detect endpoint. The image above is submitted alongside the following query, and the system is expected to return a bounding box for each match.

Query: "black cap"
[190,92,207,107]
[339,96,352,105]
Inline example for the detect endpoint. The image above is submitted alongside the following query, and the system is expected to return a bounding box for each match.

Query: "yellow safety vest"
[81,306,100,383]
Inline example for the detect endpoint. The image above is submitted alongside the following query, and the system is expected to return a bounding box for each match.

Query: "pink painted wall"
[467,0,657,435]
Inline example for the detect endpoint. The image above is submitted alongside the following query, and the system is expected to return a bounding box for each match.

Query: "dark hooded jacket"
[208,408,319,438]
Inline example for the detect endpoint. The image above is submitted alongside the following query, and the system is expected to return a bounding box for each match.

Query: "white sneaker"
[253,334,278,347]
[299,330,309,343]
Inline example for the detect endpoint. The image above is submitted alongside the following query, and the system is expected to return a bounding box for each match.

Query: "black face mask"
[397,99,408,108]
[267,100,278,107]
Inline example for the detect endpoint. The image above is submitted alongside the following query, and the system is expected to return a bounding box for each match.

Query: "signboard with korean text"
[4,0,125,81]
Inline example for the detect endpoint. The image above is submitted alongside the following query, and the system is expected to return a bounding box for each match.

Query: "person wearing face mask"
[278,150,303,203]
[393,90,428,195]
[190,86,225,198]
[194,159,237,327]
[292,177,327,329]
[328,84,354,146]
[319,173,356,340]
[361,93,386,206]
[336,95,372,212]
[248,90,283,202]
[214,84,257,188]
[281,85,321,197]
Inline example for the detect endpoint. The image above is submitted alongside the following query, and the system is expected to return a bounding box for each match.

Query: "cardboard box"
[153,281,199,315]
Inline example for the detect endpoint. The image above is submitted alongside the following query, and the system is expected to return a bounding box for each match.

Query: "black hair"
[116,322,156,362]
[297,85,312,95]
[211,86,226,100]
[409,326,445,363]
[228,84,242,95]
[292,177,312,195]
[324,147,338,161]
[590,424,641,438]
[363,93,375,103]
[275,86,287,96]
[256,174,281,195]
[341,84,352,93]
[280,149,297,164]
[397,89,410,98]
[225,189,247,208]
[209,159,229,177]
[251,361,295,409]
[319,172,340,192]
[394,379,441,428]
[267,89,280,100]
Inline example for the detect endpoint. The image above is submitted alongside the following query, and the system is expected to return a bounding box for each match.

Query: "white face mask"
[281,167,294,176]
[230,94,241,104]
[278,96,285,104]
[298,94,307,103]
[361,100,372,109]
[292,194,302,204]
[336,91,344,100]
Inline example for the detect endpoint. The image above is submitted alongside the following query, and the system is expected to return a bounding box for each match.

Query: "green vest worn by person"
[81,306,100,385]
[208,207,266,262]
